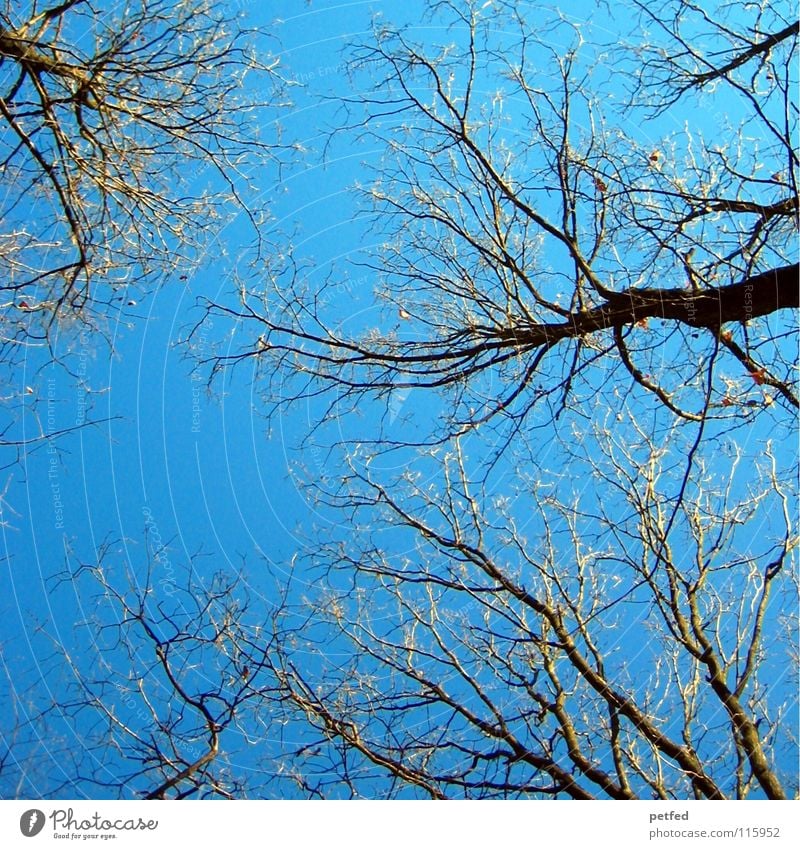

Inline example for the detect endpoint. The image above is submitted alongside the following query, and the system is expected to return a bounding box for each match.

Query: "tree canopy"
[1,0,797,801]
[198,0,798,800]
[0,0,281,369]
[214,0,797,431]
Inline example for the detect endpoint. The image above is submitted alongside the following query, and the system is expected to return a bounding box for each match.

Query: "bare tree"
[261,420,797,799]
[194,0,797,799]
[0,0,285,369]
[204,0,797,432]
[8,542,287,800]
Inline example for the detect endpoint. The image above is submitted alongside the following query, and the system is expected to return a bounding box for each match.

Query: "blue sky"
[0,0,796,800]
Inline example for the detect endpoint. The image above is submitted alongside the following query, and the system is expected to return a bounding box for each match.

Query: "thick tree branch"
[507,264,799,347]
[691,20,800,86]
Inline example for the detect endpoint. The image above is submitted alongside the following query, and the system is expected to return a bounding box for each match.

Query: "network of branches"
[191,0,797,800]
[204,0,797,437]
[0,0,283,369]
[1,0,797,802]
